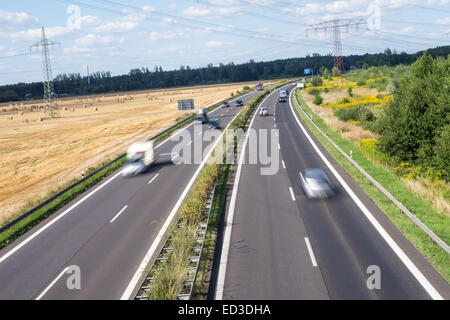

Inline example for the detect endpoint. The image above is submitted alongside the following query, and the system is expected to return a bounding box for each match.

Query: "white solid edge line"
[120,100,245,300]
[289,187,296,202]
[282,160,286,169]
[0,169,124,264]
[0,92,255,264]
[304,237,318,267]
[0,92,255,265]
[288,90,443,300]
[110,205,128,223]
[215,87,282,300]
[35,266,69,300]
[156,91,254,150]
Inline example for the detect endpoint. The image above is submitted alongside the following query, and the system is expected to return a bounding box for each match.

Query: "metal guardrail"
[0,91,254,237]
[134,82,293,300]
[134,180,216,300]
[293,92,450,255]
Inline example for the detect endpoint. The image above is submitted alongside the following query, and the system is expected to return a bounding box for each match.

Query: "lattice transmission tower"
[30,27,59,118]
[306,19,366,76]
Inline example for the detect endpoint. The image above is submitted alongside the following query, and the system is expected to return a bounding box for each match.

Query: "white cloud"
[435,17,450,25]
[183,5,241,18]
[75,34,122,47]
[94,21,139,33]
[205,40,233,48]
[0,10,39,31]
[9,25,71,42]
[78,15,102,28]
[148,31,186,40]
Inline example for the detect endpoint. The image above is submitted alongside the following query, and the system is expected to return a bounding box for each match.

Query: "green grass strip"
[293,90,449,282]
[0,90,254,250]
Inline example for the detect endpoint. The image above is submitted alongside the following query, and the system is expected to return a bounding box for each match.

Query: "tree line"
[0,45,449,103]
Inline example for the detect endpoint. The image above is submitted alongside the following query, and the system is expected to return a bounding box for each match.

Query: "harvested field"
[0,81,268,224]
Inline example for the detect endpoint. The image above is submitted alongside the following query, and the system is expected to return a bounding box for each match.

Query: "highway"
[215,85,450,300]
[0,91,259,300]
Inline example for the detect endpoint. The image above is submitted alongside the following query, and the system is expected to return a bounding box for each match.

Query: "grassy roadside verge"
[0,89,254,250]
[146,82,290,299]
[293,90,450,282]
[192,163,232,299]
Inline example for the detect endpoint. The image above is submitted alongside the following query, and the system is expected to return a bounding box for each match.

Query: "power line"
[0,52,34,60]
[306,19,366,75]
[30,27,59,118]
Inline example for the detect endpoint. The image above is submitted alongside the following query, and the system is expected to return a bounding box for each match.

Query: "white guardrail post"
[293,91,450,255]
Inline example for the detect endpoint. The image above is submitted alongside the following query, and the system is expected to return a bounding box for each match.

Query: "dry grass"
[301,86,449,218]
[402,178,450,217]
[302,90,378,143]
[0,81,267,223]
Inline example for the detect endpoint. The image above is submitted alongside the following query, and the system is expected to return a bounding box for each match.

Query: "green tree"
[378,53,450,170]
[433,125,450,180]
[311,76,323,87]
[313,94,323,105]
[332,67,341,77]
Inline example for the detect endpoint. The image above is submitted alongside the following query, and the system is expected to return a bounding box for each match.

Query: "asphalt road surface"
[0,91,259,300]
[215,85,449,300]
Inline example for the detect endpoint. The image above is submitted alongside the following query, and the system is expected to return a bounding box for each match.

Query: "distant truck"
[195,108,209,124]
[279,90,288,102]
[122,141,156,176]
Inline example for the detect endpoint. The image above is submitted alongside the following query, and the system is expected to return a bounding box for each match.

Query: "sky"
[0,0,449,85]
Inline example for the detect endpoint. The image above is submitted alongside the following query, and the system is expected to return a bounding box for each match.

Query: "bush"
[311,76,323,87]
[308,88,321,96]
[324,87,329,93]
[335,105,375,123]
[313,94,323,105]
[332,67,341,77]
[356,79,367,86]
[347,87,353,97]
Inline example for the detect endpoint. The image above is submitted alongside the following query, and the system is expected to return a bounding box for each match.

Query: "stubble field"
[0,81,265,224]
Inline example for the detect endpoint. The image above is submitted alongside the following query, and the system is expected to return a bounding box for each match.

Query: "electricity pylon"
[306,19,366,76]
[30,27,59,118]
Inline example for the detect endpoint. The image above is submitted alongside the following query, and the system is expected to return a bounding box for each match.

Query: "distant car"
[207,119,220,129]
[195,114,208,124]
[301,168,334,199]
[279,90,288,102]
[259,107,269,116]
[222,101,230,108]
[235,99,244,107]
[195,108,209,124]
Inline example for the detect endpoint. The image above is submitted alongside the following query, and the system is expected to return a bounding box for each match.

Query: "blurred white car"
[301,168,334,199]
[259,107,269,116]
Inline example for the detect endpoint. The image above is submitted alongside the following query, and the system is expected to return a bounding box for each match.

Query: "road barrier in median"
[0,90,255,245]
[293,91,450,255]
